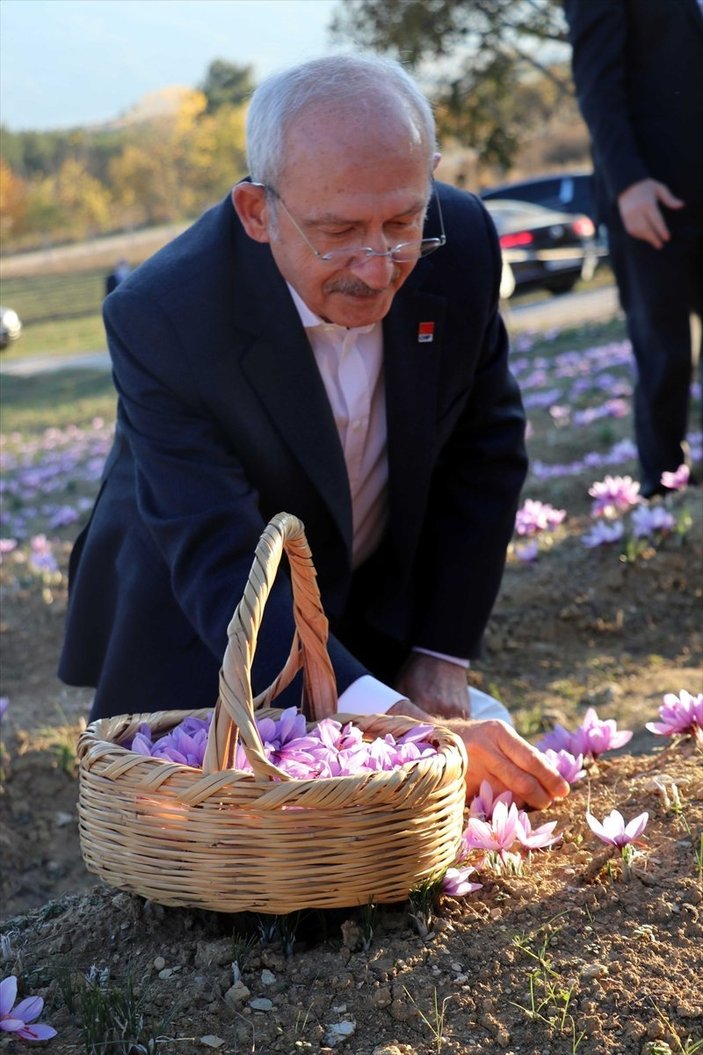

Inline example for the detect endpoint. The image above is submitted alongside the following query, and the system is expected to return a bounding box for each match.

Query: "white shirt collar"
[286,282,376,336]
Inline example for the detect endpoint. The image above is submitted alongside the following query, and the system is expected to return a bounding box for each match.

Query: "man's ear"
[232,182,271,243]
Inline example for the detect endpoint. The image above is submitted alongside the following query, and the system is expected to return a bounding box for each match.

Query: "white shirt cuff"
[412,647,470,669]
[337,674,407,716]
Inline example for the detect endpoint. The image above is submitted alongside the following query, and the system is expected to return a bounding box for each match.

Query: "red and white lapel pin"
[417,321,435,343]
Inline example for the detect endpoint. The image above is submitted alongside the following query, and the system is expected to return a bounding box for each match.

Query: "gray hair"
[245,53,437,189]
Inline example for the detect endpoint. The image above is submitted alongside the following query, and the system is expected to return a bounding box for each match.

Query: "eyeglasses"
[258,182,446,266]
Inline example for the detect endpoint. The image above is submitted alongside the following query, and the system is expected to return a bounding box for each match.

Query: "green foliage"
[200,59,255,112]
[2,61,249,252]
[330,0,572,169]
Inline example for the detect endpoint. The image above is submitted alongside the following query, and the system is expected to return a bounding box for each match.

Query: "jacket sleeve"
[564,0,649,200]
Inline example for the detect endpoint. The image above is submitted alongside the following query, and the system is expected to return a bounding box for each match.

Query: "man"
[60,55,567,807]
[564,0,703,498]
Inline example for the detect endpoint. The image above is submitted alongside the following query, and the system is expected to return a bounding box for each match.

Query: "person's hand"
[386,699,570,810]
[446,717,570,809]
[393,653,470,719]
[617,178,684,249]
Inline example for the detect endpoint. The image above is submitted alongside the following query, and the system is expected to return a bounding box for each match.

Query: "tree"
[330,0,572,170]
[0,159,27,237]
[200,60,255,113]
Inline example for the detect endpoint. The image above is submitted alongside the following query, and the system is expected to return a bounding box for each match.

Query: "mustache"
[324,274,399,297]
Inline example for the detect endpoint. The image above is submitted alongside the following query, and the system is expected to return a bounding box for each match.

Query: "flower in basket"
[646,690,703,745]
[0,975,57,1042]
[125,708,440,778]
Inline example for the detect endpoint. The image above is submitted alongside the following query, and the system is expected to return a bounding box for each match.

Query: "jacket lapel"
[232,244,353,555]
[383,282,447,567]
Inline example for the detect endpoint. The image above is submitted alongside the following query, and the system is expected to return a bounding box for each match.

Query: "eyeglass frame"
[253,180,447,266]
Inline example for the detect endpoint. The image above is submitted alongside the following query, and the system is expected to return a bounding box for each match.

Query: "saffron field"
[0,315,701,1054]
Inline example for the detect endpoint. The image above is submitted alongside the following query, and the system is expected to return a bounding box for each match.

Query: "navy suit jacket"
[59,182,527,720]
[564,0,703,235]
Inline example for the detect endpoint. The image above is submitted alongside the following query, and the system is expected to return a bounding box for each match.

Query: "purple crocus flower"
[127,707,439,778]
[514,539,540,563]
[463,800,520,855]
[537,708,632,760]
[581,520,624,548]
[442,865,483,897]
[542,748,587,784]
[0,697,8,721]
[586,809,649,848]
[515,810,561,850]
[0,975,57,1042]
[570,708,632,758]
[646,690,703,742]
[588,475,641,519]
[515,499,566,537]
[468,780,513,820]
[660,464,690,491]
[630,505,676,539]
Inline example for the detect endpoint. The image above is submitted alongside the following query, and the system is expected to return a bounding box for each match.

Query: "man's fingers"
[653,180,684,210]
[454,718,570,809]
[495,724,570,799]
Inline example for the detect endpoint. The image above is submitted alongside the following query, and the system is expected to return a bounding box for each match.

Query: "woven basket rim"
[81,706,467,795]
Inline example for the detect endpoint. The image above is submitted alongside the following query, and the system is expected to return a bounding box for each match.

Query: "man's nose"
[350,248,396,285]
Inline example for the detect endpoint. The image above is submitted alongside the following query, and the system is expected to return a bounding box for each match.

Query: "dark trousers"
[607,221,702,494]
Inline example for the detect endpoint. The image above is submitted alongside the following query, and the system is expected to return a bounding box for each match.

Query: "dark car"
[483,198,598,297]
[0,306,22,350]
[481,171,609,259]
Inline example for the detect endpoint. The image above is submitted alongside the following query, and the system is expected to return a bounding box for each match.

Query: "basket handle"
[202,513,338,778]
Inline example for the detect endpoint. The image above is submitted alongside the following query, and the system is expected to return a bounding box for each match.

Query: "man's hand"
[387,699,569,810]
[393,653,470,719]
[446,718,570,809]
[617,178,684,249]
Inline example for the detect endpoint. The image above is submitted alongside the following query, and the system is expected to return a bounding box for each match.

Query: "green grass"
[3,314,107,360]
[0,369,117,434]
[1,268,106,324]
[1,266,108,360]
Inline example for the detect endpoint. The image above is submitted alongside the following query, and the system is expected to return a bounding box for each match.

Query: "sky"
[0,0,346,132]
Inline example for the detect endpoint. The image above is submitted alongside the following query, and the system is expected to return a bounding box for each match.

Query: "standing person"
[59,54,568,807]
[564,0,703,498]
[104,258,131,297]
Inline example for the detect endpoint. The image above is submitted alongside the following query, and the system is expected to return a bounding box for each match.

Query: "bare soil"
[1,323,702,1053]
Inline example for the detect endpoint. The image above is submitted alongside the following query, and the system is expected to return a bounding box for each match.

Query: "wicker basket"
[77,512,468,913]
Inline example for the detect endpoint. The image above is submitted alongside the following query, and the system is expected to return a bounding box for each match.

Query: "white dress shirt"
[288,285,468,715]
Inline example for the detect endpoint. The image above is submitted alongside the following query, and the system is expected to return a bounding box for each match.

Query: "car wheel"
[545,276,578,295]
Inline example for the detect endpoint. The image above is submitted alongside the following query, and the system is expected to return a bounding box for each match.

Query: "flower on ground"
[589,475,641,518]
[442,866,483,897]
[468,779,513,821]
[514,539,540,563]
[586,809,648,848]
[463,800,521,856]
[0,698,8,721]
[581,520,624,548]
[646,690,703,743]
[0,975,57,1042]
[538,708,632,760]
[630,504,676,539]
[515,810,561,850]
[515,499,566,537]
[542,748,587,784]
[28,535,59,574]
[660,464,690,491]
